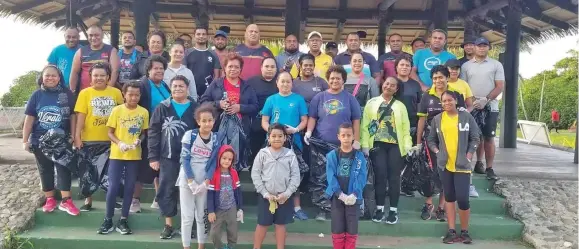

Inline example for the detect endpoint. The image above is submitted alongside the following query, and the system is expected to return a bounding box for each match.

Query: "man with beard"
[276,34,303,72]
[211,30,230,70]
[47,27,80,88]
[234,24,274,80]
[185,27,221,96]
[377,33,412,82]
[411,29,455,91]
[117,31,139,87]
[333,32,380,83]
[289,31,334,81]
[458,38,475,66]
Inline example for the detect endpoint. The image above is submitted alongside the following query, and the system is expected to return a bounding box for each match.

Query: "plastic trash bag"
[404,142,438,197]
[308,137,338,212]
[470,105,490,136]
[38,128,76,172]
[361,157,376,219]
[219,113,251,171]
[260,133,309,173]
[77,142,110,198]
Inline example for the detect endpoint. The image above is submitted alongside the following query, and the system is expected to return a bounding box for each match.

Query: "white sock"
[294,207,301,212]
[390,207,398,212]
[377,206,384,211]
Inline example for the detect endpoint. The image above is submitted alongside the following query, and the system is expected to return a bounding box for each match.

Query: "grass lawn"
[496,128,576,148]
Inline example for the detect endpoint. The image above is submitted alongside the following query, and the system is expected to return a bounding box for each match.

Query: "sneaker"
[372,209,385,222]
[97,218,114,234]
[79,203,93,212]
[58,198,80,216]
[116,219,132,235]
[384,211,398,225]
[129,198,142,213]
[469,185,479,198]
[150,201,159,209]
[420,203,434,220]
[442,230,459,244]
[294,209,309,220]
[160,225,175,239]
[486,168,499,180]
[474,161,485,174]
[115,202,122,210]
[460,230,473,244]
[435,207,446,222]
[315,211,327,221]
[42,197,58,213]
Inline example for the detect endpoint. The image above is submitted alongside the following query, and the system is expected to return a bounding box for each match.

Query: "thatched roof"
[0,0,577,47]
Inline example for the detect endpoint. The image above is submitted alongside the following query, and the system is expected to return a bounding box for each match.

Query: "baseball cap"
[474,37,490,46]
[325,42,338,49]
[308,31,323,40]
[461,37,475,48]
[214,30,228,38]
[444,59,461,68]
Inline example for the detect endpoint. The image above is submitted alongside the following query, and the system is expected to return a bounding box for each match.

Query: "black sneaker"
[384,211,398,225]
[442,230,459,244]
[435,207,446,222]
[97,218,114,234]
[420,203,434,220]
[80,203,93,212]
[460,230,473,244]
[116,219,132,235]
[486,168,499,180]
[114,202,122,210]
[315,211,327,221]
[160,225,175,239]
[474,161,485,174]
[372,209,385,222]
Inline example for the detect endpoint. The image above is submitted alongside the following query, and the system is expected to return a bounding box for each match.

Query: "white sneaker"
[150,201,159,209]
[469,185,479,198]
[129,198,142,213]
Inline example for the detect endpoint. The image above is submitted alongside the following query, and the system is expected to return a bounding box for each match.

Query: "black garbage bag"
[361,157,376,219]
[38,128,76,172]
[308,137,338,212]
[219,113,251,171]
[406,143,438,197]
[260,133,309,173]
[470,105,490,136]
[77,142,110,198]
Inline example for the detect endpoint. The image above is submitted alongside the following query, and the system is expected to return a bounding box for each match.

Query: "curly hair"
[145,55,168,77]
[430,65,450,79]
[325,65,347,82]
[223,53,244,71]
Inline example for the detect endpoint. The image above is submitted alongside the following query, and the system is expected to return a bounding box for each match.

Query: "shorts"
[298,173,309,192]
[256,194,294,226]
[481,111,499,138]
[137,138,159,184]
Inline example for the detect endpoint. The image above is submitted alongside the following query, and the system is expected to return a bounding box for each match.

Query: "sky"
[1,16,578,95]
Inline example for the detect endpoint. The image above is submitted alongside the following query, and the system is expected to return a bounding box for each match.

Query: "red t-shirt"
[551,111,560,122]
[224,78,241,118]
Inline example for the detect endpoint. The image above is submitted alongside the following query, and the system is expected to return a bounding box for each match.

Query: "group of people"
[24,22,504,249]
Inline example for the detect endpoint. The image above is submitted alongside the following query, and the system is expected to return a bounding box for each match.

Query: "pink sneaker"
[58,198,80,216]
[43,197,57,213]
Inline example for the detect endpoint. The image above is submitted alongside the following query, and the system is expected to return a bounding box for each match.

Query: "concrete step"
[34,200,522,240]
[22,225,530,249]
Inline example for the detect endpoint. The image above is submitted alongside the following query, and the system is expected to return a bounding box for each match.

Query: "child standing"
[98,81,149,234]
[325,123,368,249]
[251,123,300,249]
[207,145,243,249]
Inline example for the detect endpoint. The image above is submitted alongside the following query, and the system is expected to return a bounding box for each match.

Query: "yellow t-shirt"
[106,104,149,160]
[290,52,334,81]
[447,79,473,100]
[441,112,470,173]
[74,86,124,142]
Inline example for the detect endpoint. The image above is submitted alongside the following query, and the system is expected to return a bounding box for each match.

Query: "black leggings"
[371,142,403,208]
[33,146,72,192]
[441,169,470,210]
[330,197,359,235]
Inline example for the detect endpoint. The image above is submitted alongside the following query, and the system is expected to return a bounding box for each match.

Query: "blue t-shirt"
[261,93,308,148]
[47,44,80,88]
[413,49,456,87]
[25,88,75,145]
[171,99,191,118]
[309,91,361,145]
[149,80,170,112]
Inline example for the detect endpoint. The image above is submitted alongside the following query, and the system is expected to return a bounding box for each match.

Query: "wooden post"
[132,0,154,47]
[432,0,449,33]
[285,0,302,40]
[377,18,388,56]
[110,10,120,49]
[500,0,522,149]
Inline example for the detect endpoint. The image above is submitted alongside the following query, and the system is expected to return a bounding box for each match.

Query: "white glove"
[22,142,30,152]
[409,144,422,156]
[338,193,348,203]
[362,148,370,157]
[304,131,312,145]
[118,142,130,152]
[473,97,488,110]
[345,194,357,206]
[188,181,199,194]
[236,209,244,223]
[133,139,141,146]
[195,181,209,194]
[353,140,361,150]
[285,125,299,134]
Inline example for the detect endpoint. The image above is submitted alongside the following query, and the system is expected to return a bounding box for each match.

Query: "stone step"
[34,201,522,240]
[22,225,530,249]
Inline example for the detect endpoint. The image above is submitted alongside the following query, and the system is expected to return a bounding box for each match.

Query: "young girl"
[98,81,149,235]
[325,123,368,249]
[251,123,300,249]
[207,145,243,249]
[427,91,479,244]
[179,103,226,249]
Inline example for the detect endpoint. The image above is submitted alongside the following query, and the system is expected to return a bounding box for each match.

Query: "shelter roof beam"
[522,0,570,29]
[7,0,52,14]
[543,0,578,14]
[466,0,509,18]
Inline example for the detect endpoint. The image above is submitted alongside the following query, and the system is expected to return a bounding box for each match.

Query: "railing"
[0,106,25,134]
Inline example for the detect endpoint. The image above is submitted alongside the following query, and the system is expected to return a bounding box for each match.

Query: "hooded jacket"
[130,50,171,80]
[148,97,198,162]
[427,111,480,172]
[323,149,368,203]
[251,147,300,198]
[179,129,227,182]
[137,76,171,114]
[207,145,243,213]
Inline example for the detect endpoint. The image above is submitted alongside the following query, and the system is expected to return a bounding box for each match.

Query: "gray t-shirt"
[218,173,236,210]
[344,74,380,108]
[292,77,329,105]
[460,57,505,111]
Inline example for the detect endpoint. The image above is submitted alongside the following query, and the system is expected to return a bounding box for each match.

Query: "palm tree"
[162,116,188,158]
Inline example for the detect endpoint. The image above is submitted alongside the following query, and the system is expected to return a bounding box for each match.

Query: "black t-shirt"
[398,78,422,127]
[417,88,465,125]
[185,48,222,96]
[337,149,355,194]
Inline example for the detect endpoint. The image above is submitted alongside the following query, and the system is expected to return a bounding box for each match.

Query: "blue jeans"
[106,159,139,219]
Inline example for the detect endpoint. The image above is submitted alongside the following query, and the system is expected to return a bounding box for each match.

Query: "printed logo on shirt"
[459,123,470,131]
[38,106,62,129]
[323,99,344,115]
[192,145,211,157]
[57,58,68,72]
[338,157,352,177]
[208,56,213,63]
[424,56,442,70]
[90,96,116,126]
[272,109,280,123]
[120,115,146,137]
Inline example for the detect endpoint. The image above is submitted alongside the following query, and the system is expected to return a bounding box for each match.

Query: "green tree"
[0,71,39,107]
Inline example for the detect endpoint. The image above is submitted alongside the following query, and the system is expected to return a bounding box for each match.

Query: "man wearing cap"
[325,41,339,58]
[334,32,380,82]
[185,27,222,96]
[212,29,230,70]
[378,33,412,81]
[276,34,304,72]
[459,38,475,66]
[411,29,456,91]
[460,37,504,181]
[289,31,334,81]
[410,38,426,54]
[234,24,274,80]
